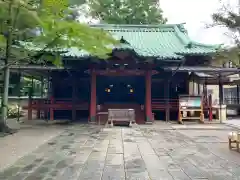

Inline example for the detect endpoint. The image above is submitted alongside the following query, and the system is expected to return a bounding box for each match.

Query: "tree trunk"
[0,67,10,132]
[0,0,14,133]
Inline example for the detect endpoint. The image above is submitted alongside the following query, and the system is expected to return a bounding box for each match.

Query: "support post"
[28,77,34,120]
[192,76,195,95]
[17,72,22,122]
[50,96,54,121]
[89,69,97,123]
[40,76,44,98]
[44,73,50,120]
[72,79,76,121]
[165,80,170,122]
[209,94,213,121]
[198,83,200,95]
[47,72,50,98]
[202,77,208,119]
[218,74,223,123]
[37,76,44,119]
[203,77,207,96]
[27,96,32,120]
[47,74,54,121]
[145,70,152,123]
[237,85,240,104]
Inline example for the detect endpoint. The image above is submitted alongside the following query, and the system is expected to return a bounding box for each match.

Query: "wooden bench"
[108,109,135,127]
[228,132,240,152]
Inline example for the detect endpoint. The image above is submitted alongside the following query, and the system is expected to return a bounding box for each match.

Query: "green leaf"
[52,54,63,67]
[0,34,6,47]
[0,0,119,67]
[211,46,240,67]
[87,0,167,24]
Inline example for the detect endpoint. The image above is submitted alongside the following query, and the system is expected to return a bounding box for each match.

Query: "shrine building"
[16,24,236,124]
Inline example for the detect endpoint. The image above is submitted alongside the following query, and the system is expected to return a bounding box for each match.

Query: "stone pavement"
[1,124,240,180]
[0,121,65,170]
[224,119,240,129]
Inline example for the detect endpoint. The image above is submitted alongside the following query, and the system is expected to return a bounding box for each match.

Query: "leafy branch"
[0,0,118,132]
[210,1,240,67]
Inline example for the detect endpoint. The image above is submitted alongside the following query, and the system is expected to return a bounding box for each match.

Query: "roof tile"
[21,24,219,60]
[63,24,218,59]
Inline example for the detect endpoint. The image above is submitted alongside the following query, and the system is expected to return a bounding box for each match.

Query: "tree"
[87,0,167,24]
[211,3,240,66]
[0,0,117,133]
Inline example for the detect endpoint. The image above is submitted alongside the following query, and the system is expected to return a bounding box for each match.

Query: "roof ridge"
[191,41,221,49]
[172,25,221,49]
[89,23,184,29]
[173,25,192,46]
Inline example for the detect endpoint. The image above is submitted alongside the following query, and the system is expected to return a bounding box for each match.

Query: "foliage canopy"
[0,0,118,132]
[211,5,240,66]
[0,0,118,66]
[86,0,167,24]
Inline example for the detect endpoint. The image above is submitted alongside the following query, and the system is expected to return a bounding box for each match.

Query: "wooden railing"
[23,98,89,110]
[23,97,89,120]
[152,98,178,110]
[224,97,240,105]
[152,95,213,121]
[23,95,215,121]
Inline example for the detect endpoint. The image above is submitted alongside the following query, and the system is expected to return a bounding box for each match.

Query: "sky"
[160,0,238,45]
[78,0,238,46]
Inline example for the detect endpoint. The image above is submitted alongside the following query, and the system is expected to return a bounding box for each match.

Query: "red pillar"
[89,69,97,123]
[50,96,54,120]
[145,70,152,122]
[209,94,213,121]
[28,85,33,120]
[28,98,32,120]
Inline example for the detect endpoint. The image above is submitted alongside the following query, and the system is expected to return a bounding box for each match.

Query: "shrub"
[0,104,24,119]
[7,104,24,118]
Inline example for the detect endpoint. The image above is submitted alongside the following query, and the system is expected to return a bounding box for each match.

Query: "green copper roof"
[63,24,219,60]
[19,24,219,60]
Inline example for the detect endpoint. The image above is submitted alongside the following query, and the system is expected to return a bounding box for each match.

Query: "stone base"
[145,121,153,125]
[130,121,138,128]
[129,121,135,127]
[108,123,113,128]
[105,120,113,128]
[89,116,96,124]
[89,121,97,124]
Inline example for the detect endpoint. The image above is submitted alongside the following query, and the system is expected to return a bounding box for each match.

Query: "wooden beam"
[84,69,158,76]
[1,65,64,70]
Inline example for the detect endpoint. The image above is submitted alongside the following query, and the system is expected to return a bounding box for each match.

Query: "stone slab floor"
[1,124,240,180]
